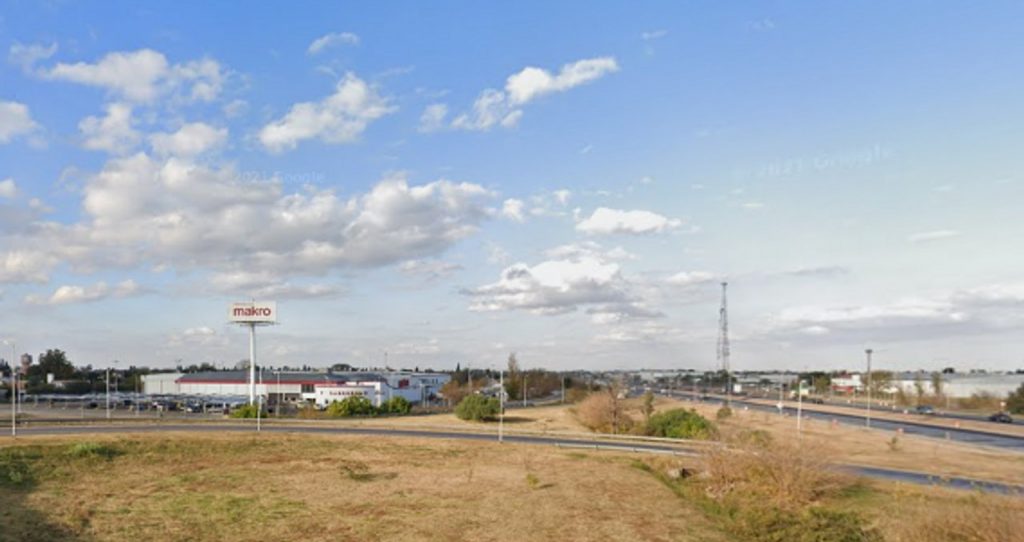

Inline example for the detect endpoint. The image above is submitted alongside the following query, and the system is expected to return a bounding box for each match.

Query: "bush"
[1006,383,1024,414]
[455,394,500,421]
[229,404,260,418]
[716,406,733,420]
[382,396,412,415]
[66,442,120,459]
[326,396,376,417]
[575,389,634,434]
[646,408,716,440]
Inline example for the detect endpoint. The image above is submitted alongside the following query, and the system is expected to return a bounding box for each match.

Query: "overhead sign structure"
[229,301,278,405]
[229,301,277,323]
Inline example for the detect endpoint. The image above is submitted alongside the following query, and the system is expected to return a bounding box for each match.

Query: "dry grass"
[0,432,723,542]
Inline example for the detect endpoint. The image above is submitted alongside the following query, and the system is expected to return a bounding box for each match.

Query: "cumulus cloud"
[307,32,360,55]
[41,49,225,103]
[576,207,682,235]
[149,122,227,157]
[418,103,448,133]
[25,279,141,305]
[258,72,395,152]
[8,42,57,71]
[78,103,140,154]
[0,151,494,287]
[0,250,56,283]
[505,57,619,105]
[908,230,960,243]
[500,198,525,221]
[666,271,715,286]
[0,178,16,199]
[450,56,618,131]
[0,100,40,143]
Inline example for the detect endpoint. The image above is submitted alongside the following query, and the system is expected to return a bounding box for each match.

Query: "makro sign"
[229,301,277,323]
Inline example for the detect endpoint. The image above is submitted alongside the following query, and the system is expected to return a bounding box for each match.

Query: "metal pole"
[249,322,256,406]
[865,349,873,428]
[522,374,527,407]
[257,365,262,433]
[105,367,111,420]
[9,341,15,437]
[561,375,566,404]
[498,368,504,443]
[276,370,281,418]
[797,379,803,435]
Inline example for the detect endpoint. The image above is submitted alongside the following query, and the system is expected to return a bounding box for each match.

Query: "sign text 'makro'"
[229,301,277,323]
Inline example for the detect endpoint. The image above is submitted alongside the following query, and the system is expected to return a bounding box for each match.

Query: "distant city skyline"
[1,2,1023,371]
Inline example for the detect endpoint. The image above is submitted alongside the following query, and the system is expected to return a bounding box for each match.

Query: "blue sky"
[1,1,1023,372]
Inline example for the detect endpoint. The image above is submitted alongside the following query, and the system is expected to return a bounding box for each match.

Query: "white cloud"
[908,230,960,243]
[544,241,634,262]
[500,198,525,222]
[42,49,225,103]
[451,56,618,131]
[26,279,141,305]
[418,103,448,133]
[666,271,715,286]
[466,256,631,315]
[258,72,395,152]
[8,42,57,71]
[307,32,360,55]
[223,99,249,118]
[149,122,227,157]
[399,259,462,281]
[741,201,765,210]
[0,178,16,198]
[78,103,140,154]
[505,57,619,105]
[576,207,682,235]
[0,100,40,143]
[641,30,668,41]
[24,154,493,283]
[0,250,55,283]
[552,189,571,205]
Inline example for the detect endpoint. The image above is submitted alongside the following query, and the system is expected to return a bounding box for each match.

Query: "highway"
[7,421,1023,495]
[659,390,1024,451]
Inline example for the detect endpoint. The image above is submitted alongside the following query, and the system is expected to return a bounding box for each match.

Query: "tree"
[930,372,944,398]
[439,380,468,406]
[913,374,926,403]
[1006,383,1024,414]
[575,383,631,434]
[455,394,500,421]
[641,391,655,423]
[30,349,75,382]
[504,353,522,400]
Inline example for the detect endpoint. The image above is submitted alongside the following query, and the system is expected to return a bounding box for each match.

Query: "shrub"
[575,389,633,433]
[382,396,412,415]
[66,442,120,459]
[0,448,35,488]
[326,396,376,417]
[454,394,500,421]
[229,404,260,418]
[716,406,733,420]
[646,408,716,440]
[1006,383,1024,414]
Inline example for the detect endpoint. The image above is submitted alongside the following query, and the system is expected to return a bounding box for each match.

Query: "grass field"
[2,431,1022,542]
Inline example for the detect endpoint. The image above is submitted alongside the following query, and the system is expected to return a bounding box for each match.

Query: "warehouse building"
[142,370,449,406]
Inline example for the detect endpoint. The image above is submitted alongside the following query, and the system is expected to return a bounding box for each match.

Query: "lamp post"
[4,340,14,437]
[865,349,873,428]
[498,367,504,444]
[105,365,111,420]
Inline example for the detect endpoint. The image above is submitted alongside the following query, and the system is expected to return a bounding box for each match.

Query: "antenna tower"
[717,282,731,404]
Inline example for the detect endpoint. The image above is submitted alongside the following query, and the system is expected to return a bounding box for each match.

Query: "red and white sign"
[229,301,277,323]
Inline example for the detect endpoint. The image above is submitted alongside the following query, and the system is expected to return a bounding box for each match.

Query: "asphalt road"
[661,390,1024,451]
[9,422,1024,495]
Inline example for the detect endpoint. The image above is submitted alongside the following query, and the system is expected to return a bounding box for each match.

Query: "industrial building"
[141,370,450,407]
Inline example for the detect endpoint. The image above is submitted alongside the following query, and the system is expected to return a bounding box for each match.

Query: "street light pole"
[6,340,15,437]
[865,349,873,429]
[498,368,504,444]
[105,366,111,420]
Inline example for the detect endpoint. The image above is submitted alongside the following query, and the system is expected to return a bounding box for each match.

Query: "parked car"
[914,405,935,415]
[988,412,1013,424]
[809,397,825,404]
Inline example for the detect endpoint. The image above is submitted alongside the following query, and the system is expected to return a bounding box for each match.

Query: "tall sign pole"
[228,301,277,407]
[865,348,873,428]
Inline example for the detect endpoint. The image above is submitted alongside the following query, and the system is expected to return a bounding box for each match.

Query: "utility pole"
[561,374,566,404]
[6,340,15,437]
[797,379,804,435]
[717,282,731,406]
[105,366,111,420]
[865,349,873,428]
[522,374,527,407]
[498,368,504,443]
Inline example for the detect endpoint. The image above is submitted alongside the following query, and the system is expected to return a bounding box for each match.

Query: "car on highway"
[988,412,1013,424]
[914,405,935,415]
[809,397,825,404]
